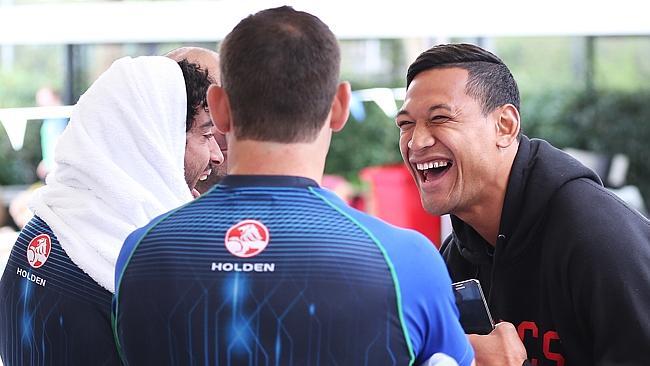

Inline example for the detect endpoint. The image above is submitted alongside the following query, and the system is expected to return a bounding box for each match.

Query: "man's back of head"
[114,9,477,366]
[219,6,341,143]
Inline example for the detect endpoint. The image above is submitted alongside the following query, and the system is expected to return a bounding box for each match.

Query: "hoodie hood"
[451,136,602,265]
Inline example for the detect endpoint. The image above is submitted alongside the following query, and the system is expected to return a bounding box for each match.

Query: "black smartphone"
[452,279,495,335]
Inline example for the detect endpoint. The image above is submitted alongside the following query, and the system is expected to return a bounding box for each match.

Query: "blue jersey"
[0,216,121,366]
[114,175,473,366]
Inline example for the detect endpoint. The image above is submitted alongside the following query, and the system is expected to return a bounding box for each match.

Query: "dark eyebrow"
[396,109,410,118]
[396,103,453,119]
[200,120,214,129]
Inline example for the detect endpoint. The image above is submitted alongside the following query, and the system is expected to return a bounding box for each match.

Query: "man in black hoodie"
[396,43,650,365]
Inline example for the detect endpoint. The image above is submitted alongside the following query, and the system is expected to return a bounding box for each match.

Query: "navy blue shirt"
[114,175,473,366]
[0,216,120,366]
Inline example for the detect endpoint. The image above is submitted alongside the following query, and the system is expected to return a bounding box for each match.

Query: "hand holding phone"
[452,279,494,335]
[468,322,529,366]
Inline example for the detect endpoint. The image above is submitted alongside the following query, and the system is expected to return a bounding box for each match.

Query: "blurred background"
[1,0,649,275]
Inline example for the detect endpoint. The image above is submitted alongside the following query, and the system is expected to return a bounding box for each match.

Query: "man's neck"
[458,198,504,247]
[227,139,329,184]
[455,143,519,246]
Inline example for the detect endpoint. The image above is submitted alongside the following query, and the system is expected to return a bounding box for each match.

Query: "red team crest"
[225,220,270,258]
[27,234,52,268]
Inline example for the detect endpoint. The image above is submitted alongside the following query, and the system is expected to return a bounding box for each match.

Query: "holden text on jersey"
[211,262,276,272]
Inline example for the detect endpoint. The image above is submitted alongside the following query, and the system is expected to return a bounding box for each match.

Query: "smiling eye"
[430,115,449,123]
[396,120,414,128]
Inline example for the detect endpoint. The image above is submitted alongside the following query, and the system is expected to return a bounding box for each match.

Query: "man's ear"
[495,104,520,148]
[207,84,231,134]
[329,82,351,132]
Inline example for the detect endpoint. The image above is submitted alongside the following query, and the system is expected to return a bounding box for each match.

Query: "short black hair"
[219,6,340,142]
[177,59,214,132]
[407,43,520,116]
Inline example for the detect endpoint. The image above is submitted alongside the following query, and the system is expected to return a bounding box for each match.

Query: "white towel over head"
[30,56,193,293]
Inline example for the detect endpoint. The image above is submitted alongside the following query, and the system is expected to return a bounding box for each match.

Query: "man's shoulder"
[543,178,650,263]
[282,189,445,269]
[550,178,648,228]
[21,215,56,239]
[7,215,112,307]
[337,203,437,250]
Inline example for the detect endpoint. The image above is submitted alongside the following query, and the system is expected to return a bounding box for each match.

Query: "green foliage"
[523,90,650,206]
[0,69,51,108]
[594,37,650,91]
[521,90,583,147]
[0,45,63,108]
[495,37,580,95]
[326,102,402,183]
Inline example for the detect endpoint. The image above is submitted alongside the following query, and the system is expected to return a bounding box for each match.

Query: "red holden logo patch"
[27,234,52,269]
[225,220,270,258]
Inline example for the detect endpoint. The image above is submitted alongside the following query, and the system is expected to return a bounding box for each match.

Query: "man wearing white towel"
[176,57,224,198]
[0,55,223,366]
[166,46,229,192]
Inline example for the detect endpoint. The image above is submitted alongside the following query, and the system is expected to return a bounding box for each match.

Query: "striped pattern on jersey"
[116,178,413,366]
[0,216,120,366]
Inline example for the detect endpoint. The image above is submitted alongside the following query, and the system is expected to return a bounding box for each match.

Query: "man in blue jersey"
[0,54,223,366]
[114,6,527,366]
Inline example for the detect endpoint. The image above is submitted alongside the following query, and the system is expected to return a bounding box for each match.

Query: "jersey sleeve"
[336,202,474,366]
[383,229,474,366]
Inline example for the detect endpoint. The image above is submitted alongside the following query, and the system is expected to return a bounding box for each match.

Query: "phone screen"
[452,279,494,335]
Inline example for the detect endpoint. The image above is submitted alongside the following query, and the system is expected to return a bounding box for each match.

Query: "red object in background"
[360,164,442,247]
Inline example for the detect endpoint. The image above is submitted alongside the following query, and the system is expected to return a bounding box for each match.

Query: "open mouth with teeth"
[415,160,453,182]
[199,168,212,182]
